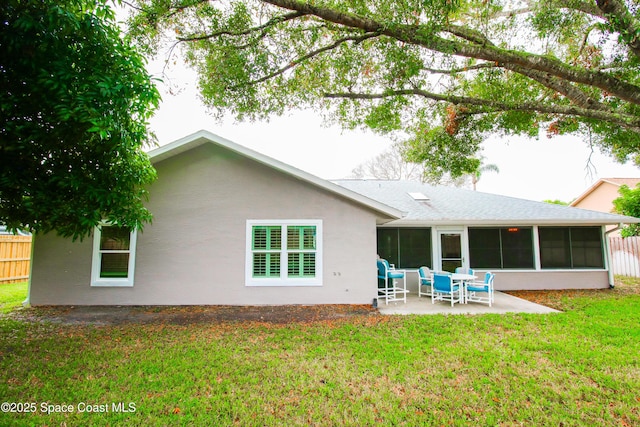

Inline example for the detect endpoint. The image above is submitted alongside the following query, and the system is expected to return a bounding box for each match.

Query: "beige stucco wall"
[30,143,382,305]
[471,270,610,290]
[572,182,619,213]
[400,269,610,293]
[572,182,628,235]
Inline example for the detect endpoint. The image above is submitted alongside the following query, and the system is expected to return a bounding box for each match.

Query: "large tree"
[469,155,499,191]
[127,0,640,179]
[0,0,160,240]
[350,143,428,181]
[349,143,494,189]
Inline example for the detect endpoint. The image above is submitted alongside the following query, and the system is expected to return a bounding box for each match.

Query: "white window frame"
[91,223,137,287]
[245,220,323,287]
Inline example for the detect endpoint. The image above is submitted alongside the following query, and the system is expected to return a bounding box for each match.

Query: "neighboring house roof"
[333,179,640,226]
[148,130,403,221]
[570,178,640,207]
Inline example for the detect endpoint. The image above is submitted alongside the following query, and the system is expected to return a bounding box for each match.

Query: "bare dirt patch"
[9,304,379,326]
[8,278,638,325]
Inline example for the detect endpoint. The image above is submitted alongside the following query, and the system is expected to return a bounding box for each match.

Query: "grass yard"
[1,281,639,426]
[0,282,27,314]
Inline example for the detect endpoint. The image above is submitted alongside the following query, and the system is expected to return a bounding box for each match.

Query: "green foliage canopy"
[129,0,640,180]
[0,0,160,240]
[613,183,640,236]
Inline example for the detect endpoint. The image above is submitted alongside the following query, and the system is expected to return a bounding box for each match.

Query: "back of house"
[28,131,640,306]
[29,131,400,305]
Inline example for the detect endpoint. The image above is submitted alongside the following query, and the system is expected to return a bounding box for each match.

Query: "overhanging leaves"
[128,0,640,176]
[0,0,160,239]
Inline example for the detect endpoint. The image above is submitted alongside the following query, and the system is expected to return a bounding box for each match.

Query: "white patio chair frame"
[431,273,462,307]
[376,259,408,304]
[465,272,495,307]
[417,266,433,298]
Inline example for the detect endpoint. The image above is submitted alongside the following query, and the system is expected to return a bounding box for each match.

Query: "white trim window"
[91,224,137,287]
[246,220,322,286]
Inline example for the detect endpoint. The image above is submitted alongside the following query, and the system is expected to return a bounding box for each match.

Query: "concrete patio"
[377,291,559,315]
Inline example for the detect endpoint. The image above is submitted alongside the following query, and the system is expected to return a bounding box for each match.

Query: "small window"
[246,220,322,286]
[91,224,137,287]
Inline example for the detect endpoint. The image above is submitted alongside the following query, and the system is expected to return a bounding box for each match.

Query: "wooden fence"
[0,235,32,284]
[609,236,640,278]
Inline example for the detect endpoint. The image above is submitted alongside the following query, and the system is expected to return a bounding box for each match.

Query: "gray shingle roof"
[333,180,640,225]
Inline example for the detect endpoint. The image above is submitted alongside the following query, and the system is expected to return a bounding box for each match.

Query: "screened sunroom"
[335,179,635,291]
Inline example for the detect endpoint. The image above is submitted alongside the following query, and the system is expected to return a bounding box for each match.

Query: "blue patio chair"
[431,273,462,306]
[417,266,433,298]
[455,266,475,275]
[465,272,495,306]
[376,259,407,304]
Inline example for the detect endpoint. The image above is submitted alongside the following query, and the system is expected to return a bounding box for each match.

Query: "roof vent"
[408,192,430,201]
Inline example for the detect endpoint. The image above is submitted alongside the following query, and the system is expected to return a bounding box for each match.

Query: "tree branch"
[444,22,610,112]
[262,0,382,32]
[323,89,640,133]
[503,63,610,112]
[403,28,640,106]
[262,0,640,106]
[501,1,604,19]
[596,0,640,59]
[573,24,598,65]
[166,0,212,19]
[177,11,306,42]
[424,63,498,75]
[550,0,604,18]
[233,32,379,89]
[444,24,495,47]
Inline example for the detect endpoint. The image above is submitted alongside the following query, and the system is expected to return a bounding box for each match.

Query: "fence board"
[0,235,32,284]
[609,236,640,278]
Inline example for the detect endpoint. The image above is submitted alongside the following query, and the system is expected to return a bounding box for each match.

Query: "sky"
[146,60,640,204]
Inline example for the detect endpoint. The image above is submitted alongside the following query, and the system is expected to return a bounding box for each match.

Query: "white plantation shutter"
[246,220,322,286]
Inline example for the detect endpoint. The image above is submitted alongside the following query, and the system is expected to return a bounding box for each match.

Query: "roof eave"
[569,179,605,207]
[380,217,640,226]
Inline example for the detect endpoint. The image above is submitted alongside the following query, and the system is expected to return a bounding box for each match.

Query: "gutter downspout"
[604,224,623,289]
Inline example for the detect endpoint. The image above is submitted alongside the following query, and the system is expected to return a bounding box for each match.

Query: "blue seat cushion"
[388,272,404,279]
[467,285,488,292]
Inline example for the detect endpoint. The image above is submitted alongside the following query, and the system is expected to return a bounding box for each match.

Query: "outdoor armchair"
[376,259,408,304]
[417,266,433,298]
[431,273,462,306]
[465,272,495,306]
[455,266,475,275]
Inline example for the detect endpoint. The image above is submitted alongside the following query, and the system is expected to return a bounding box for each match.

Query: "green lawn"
[1,281,639,426]
[0,282,27,314]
